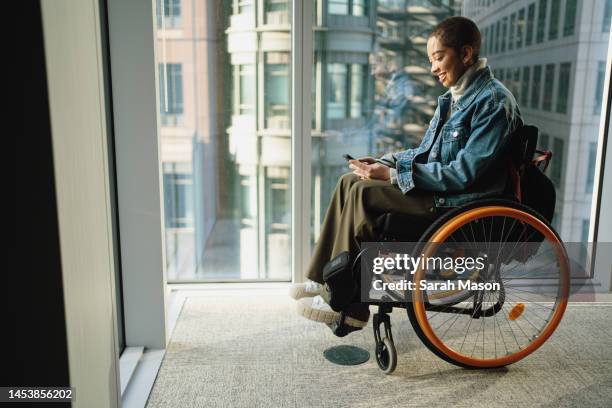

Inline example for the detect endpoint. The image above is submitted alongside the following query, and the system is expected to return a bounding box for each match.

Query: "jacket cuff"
[396,158,415,194]
[389,168,398,185]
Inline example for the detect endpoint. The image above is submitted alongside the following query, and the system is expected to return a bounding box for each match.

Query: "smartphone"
[342,154,355,162]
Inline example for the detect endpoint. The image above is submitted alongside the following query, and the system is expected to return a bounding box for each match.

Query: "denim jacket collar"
[453,66,494,111]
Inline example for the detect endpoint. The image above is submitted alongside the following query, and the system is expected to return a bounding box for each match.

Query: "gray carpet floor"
[146,288,612,408]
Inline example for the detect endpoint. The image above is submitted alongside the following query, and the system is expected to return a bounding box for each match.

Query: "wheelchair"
[327,125,570,374]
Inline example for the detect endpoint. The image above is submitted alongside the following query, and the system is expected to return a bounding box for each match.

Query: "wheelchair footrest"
[327,311,365,338]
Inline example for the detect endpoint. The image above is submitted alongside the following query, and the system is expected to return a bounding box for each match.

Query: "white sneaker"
[289,280,323,300]
[296,295,368,328]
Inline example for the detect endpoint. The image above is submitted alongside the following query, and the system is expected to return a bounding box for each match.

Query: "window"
[531,65,542,109]
[327,64,347,119]
[517,8,525,48]
[158,63,184,126]
[548,0,560,40]
[265,0,289,25]
[586,142,597,193]
[163,162,193,229]
[501,17,508,52]
[581,219,590,242]
[157,0,181,28]
[495,20,501,53]
[536,0,548,43]
[604,0,612,32]
[265,52,290,129]
[595,61,606,114]
[352,0,367,16]
[349,65,366,118]
[550,137,564,186]
[526,3,536,45]
[539,132,549,150]
[236,0,254,14]
[542,63,555,111]
[327,63,367,119]
[521,66,530,106]
[329,0,367,16]
[509,13,516,50]
[563,0,577,36]
[556,62,571,113]
[513,68,521,100]
[238,64,255,115]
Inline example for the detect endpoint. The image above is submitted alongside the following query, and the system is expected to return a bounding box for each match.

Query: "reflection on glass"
[156,0,291,280]
[311,0,611,258]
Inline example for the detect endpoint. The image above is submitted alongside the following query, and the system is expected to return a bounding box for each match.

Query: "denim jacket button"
[431,151,438,158]
[452,130,459,138]
[438,197,446,204]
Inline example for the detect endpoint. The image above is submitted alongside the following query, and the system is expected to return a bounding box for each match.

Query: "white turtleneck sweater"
[388,57,488,185]
[446,57,488,119]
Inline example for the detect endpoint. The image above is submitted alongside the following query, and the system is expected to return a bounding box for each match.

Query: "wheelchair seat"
[374,213,434,242]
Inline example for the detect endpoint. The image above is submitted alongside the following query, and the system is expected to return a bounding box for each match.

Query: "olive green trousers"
[306,172,437,283]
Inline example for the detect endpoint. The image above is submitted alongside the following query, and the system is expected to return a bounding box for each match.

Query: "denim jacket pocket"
[440,125,468,164]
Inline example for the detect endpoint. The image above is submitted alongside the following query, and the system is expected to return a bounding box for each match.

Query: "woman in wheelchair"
[291,16,525,330]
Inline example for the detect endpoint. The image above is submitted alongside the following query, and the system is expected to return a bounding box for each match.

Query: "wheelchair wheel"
[406,199,570,368]
[375,337,397,374]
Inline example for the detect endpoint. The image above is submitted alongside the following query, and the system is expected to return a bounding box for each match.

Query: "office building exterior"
[464,0,611,242]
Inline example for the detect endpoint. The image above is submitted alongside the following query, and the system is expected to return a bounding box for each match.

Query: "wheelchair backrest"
[506,124,538,168]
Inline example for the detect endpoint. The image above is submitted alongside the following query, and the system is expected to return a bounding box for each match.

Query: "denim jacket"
[385,66,523,208]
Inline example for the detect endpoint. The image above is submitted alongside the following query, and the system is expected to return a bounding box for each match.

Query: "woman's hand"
[355,156,377,164]
[348,159,391,181]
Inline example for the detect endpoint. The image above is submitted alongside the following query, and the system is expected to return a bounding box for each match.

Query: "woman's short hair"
[429,16,481,63]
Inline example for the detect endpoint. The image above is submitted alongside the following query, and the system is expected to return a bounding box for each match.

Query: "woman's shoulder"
[474,77,519,109]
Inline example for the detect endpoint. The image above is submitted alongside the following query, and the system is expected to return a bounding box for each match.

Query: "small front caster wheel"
[375,337,397,374]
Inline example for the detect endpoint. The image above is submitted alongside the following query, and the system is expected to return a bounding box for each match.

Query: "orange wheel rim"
[412,206,570,367]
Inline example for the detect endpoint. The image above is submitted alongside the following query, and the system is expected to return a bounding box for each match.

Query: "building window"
[604,0,612,32]
[539,132,549,150]
[327,63,367,119]
[509,13,516,50]
[265,0,289,25]
[349,65,366,118]
[536,0,548,43]
[328,0,367,16]
[163,162,194,229]
[521,66,530,107]
[548,0,560,40]
[236,0,254,15]
[513,68,521,100]
[531,65,542,109]
[158,63,184,126]
[586,142,597,193]
[526,3,536,46]
[563,0,577,36]
[239,64,255,115]
[550,137,564,187]
[595,61,606,114]
[352,0,367,16]
[501,17,508,52]
[327,64,347,119]
[517,8,525,48]
[264,52,290,129]
[542,63,555,111]
[157,0,181,29]
[556,62,571,114]
[581,219,590,243]
[495,20,501,53]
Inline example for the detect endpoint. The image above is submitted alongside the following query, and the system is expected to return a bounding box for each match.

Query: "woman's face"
[427,35,472,88]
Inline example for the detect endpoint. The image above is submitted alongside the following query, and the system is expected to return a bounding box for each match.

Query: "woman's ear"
[462,45,474,66]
